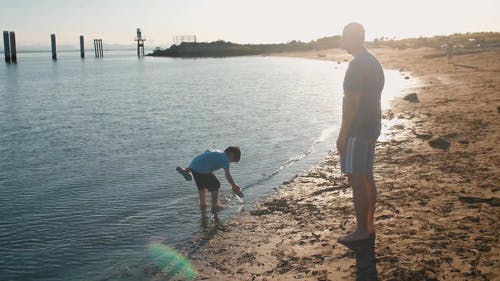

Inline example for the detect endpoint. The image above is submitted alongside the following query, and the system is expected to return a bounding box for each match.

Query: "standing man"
[445,40,455,64]
[337,23,385,243]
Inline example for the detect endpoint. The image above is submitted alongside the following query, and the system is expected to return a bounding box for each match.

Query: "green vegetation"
[369,32,500,49]
[149,36,341,57]
[149,32,500,58]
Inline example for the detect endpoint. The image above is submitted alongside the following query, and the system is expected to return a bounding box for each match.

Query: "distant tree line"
[149,32,500,58]
[369,32,500,49]
[149,36,342,57]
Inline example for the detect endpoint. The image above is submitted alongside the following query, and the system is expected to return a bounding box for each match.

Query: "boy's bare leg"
[199,188,207,210]
[210,190,224,212]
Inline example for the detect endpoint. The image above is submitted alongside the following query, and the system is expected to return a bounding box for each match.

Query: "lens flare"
[148,243,197,280]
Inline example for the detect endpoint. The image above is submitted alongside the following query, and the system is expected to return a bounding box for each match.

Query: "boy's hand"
[231,185,241,193]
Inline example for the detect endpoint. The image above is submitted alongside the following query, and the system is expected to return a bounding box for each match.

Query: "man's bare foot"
[211,204,225,212]
[338,229,371,244]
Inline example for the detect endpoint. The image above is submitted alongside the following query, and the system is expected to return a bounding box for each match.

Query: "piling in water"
[94,39,103,58]
[51,34,57,60]
[3,31,11,63]
[79,35,85,58]
[9,32,17,63]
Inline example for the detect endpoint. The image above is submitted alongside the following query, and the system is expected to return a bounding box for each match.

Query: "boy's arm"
[224,169,241,192]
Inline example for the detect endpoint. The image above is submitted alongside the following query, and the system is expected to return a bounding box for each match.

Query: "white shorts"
[340,137,376,174]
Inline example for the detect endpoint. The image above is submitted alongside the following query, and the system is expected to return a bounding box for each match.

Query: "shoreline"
[178,47,499,281]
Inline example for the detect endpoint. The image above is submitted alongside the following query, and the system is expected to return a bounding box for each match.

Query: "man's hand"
[336,134,348,155]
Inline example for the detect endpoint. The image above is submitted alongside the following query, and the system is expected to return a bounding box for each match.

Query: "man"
[337,23,385,243]
[445,40,455,64]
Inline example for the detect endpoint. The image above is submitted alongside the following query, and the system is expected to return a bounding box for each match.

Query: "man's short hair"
[343,22,365,43]
[224,146,241,162]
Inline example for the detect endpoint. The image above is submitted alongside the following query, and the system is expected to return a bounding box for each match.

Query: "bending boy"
[176,146,243,211]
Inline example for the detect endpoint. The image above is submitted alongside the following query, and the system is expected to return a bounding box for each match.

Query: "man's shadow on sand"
[340,237,378,281]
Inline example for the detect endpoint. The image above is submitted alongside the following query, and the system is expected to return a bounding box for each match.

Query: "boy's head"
[224,146,241,163]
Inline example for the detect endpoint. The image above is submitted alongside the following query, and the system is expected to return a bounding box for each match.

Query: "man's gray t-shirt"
[342,51,385,138]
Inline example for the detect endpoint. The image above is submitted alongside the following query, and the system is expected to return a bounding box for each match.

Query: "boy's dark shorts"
[192,170,220,192]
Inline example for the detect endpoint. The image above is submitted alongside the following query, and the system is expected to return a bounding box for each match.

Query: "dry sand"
[175,47,499,281]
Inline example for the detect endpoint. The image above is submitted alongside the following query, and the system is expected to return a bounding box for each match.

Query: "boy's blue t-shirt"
[189,150,230,174]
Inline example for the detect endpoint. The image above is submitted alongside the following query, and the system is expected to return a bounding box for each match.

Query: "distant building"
[174,35,197,45]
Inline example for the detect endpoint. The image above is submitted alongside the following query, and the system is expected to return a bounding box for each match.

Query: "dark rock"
[443,133,459,139]
[416,133,433,140]
[429,136,451,150]
[459,196,500,207]
[404,76,410,79]
[458,140,470,145]
[399,68,404,72]
[403,93,419,103]
[497,106,500,113]
[391,124,405,130]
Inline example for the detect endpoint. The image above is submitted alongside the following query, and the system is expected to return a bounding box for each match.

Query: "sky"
[1,0,499,50]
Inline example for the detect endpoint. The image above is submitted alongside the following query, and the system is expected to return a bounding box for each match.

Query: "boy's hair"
[224,146,241,162]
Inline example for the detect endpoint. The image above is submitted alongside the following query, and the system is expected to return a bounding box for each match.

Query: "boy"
[176,146,243,211]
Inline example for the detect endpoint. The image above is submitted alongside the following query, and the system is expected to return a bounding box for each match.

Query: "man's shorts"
[192,170,221,192]
[340,137,376,174]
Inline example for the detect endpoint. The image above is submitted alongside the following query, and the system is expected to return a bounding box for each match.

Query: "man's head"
[224,146,241,163]
[342,22,365,55]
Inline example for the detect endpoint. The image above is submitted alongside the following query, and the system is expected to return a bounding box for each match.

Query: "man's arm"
[224,169,241,192]
[337,92,362,154]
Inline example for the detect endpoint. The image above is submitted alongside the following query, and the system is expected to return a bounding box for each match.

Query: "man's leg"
[365,173,377,234]
[339,137,377,242]
[199,188,207,210]
[339,173,371,242]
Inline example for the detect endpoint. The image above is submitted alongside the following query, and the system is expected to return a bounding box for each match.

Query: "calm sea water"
[0,50,408,280]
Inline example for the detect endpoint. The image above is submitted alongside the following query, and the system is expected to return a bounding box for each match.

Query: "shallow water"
[0,51,408,280]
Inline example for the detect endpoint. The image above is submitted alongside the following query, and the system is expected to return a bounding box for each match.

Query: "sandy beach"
[176,47,500,281]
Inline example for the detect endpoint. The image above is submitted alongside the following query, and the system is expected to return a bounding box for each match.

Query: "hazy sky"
[1,0,499,49]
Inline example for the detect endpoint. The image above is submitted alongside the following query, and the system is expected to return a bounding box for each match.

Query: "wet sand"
[180,47,500,281]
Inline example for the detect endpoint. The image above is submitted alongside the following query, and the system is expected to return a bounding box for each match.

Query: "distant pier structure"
[51,34,57,60]
[135,28,146,57]
[93,39,103,58]
[3,31,17,63]
[174,35,197,45]
[79,35,85,58]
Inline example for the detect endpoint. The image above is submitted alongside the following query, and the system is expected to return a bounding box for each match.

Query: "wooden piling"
[94,39,103,58]
[79,35,85,58]
[3,31,11,63]
[9,32,17,63]
[51,34,57,60]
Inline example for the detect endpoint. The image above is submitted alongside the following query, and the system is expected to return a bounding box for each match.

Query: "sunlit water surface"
[0,50,409,280]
